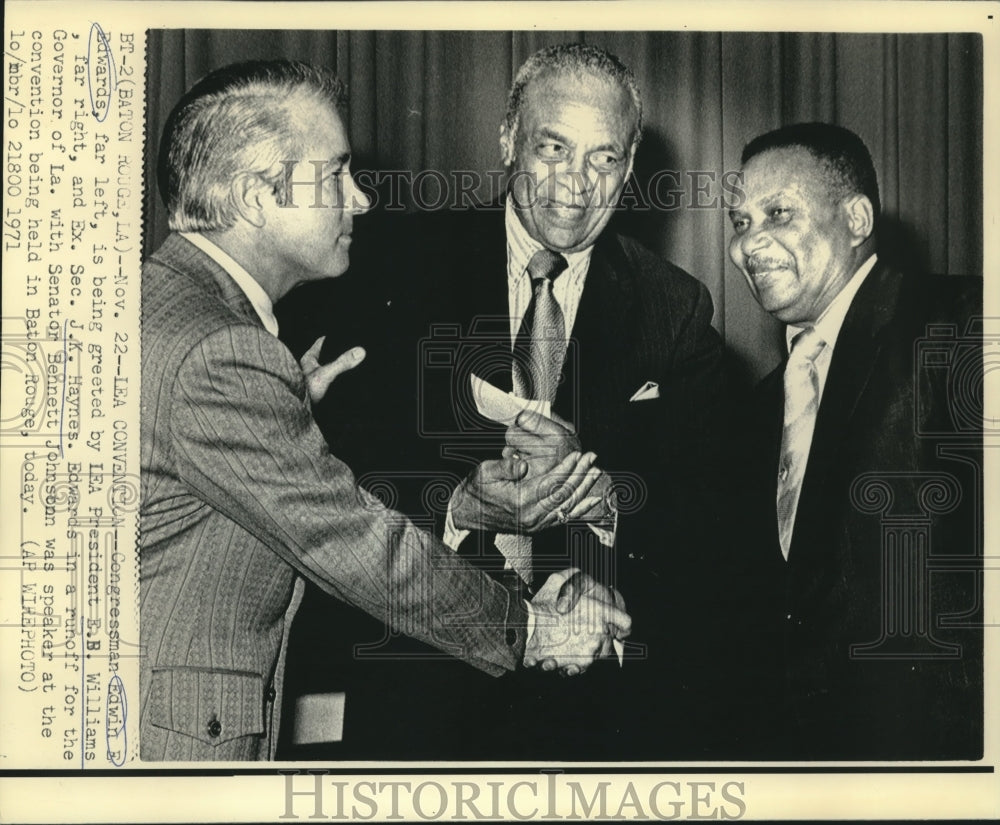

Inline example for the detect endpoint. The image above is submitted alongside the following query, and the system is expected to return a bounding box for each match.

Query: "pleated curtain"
[145,30,982,381]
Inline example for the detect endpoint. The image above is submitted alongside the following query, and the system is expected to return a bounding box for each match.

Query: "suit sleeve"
[168,324,527,676]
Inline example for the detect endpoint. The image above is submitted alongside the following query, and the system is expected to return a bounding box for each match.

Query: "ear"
[624,145,636,182]
[231,172,268,229]
[843,194,875,247]
[499,122,515,167]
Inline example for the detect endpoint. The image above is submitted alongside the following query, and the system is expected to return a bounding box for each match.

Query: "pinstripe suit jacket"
[139,234,527,760]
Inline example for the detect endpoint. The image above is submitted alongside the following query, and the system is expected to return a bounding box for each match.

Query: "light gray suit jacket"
[140,234,527,760]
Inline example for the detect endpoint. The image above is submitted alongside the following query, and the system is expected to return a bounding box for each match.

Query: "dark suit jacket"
[725,262,983,759]
[139,234,529,760]
[277,208,726,759]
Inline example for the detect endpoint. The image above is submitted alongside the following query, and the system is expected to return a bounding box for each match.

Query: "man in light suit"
[724,122,982,758]
[280,44,725,758]
[140,59,632,761]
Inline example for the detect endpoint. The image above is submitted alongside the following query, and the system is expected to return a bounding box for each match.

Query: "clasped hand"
[525,568,630,675]
[453,410,614,532]
[502,409,580,475]
[451,448,603,533]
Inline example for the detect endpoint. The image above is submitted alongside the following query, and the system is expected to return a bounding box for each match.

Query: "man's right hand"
[525,568,632,675]
[451,452,603,534]
[299,339,366,403]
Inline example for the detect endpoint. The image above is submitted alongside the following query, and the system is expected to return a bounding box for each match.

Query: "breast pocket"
[625,395,666,435]
[148,666,265,746]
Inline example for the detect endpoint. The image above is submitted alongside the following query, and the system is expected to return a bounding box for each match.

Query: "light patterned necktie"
[512,249,569,403]
[776,327,826,560]
[500,249,569,584]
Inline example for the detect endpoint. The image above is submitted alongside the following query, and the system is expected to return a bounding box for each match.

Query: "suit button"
[207,719,222,739]
[505,627,517,646]
[267,686,277,703]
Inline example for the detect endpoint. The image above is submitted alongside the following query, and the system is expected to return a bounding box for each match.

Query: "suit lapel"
[791,262,904,559]
[553,233,635,423]
[454,213,515,394]
[818,263,901,431]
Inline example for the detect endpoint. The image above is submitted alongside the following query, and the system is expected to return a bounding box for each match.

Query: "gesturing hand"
[299,338,366,403]
[451,452,604,534]
[525,568,631,675]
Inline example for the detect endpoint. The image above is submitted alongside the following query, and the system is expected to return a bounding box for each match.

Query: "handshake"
[305,344,631,676]
[448,408,630,676]
[525,567,630,676]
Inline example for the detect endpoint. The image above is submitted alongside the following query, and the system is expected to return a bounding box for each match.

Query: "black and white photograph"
[139,27,985,763]
[0,1,996,822]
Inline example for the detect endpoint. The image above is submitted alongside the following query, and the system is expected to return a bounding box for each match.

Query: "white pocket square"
[629,381,660,402]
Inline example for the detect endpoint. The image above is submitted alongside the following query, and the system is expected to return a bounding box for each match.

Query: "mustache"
[745,256,792,275]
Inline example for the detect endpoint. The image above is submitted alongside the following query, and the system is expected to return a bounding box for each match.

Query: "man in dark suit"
[724,122,983,758]
[140,59,632,761]
[280,44,725,759]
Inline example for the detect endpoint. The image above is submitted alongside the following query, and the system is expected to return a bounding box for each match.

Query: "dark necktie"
[513,249,569,403]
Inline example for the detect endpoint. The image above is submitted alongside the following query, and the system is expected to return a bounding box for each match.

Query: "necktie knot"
[527,249,568,284]
[788,327,825,365]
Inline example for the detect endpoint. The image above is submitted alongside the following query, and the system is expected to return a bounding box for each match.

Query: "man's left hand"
[503,410,581,475]
[504,410,614,522]
[299,338,366,403]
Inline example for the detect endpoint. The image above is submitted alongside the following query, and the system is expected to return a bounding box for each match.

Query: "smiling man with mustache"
[729,129,875,327]
[724,122,983,759]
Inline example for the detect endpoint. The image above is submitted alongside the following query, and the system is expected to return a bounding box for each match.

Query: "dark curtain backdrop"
[144,30,982,381]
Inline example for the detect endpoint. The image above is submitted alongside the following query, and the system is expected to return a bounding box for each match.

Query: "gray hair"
[157,60,347,232]
[503,43,643,155]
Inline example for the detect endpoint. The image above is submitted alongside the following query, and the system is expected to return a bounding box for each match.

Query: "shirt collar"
[180,231,280,337]
[504,200,593,282]
[786,253,878,353]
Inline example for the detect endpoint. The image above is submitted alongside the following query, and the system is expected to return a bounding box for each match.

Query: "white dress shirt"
[180,231,280,338]
[505,200,593,344]
[784,253,878,404]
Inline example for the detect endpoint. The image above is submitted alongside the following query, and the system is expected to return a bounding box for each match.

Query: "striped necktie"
[512,249,569,403]
[499,249,568,584]
[776,327,826,560]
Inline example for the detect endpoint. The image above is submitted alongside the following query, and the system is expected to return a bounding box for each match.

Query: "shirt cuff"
[524,599,535,645]
[443,493,471,551]
[587,521,616,548]
[586,486,618,547]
